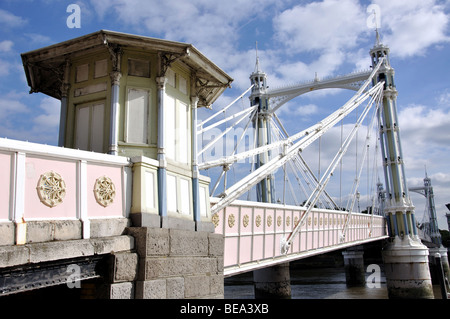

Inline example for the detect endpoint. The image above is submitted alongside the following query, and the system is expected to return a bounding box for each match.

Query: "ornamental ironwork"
[94,176,115,207]
[36,171,66,207]
[212,213,220,228]
[228,214,235,228]
[267,215,273,227]
[243,214,249,228]
[255,215,262,227]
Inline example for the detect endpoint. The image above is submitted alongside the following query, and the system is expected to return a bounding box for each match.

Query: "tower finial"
[375,28,381,46]
[373,9,382,46]
[254,41,261,73]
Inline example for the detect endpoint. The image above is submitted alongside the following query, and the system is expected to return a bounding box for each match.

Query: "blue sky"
[1,0,450,230]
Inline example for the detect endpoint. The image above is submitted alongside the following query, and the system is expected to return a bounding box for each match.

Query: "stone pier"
[127,227,224,299]
[383,238,434,299]
[253,263,291,299]
[342,247,366,287]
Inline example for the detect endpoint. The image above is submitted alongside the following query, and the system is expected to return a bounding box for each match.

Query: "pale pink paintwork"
[0,139,128,225]
[212,199,387,275]
[0,152,12,221]
[86,163,123,218]
[25,156,78,219]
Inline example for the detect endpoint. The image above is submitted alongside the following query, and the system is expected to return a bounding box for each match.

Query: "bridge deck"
[211,198,387,276]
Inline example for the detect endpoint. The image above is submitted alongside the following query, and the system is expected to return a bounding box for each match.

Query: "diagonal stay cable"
[280,81,385,253]
[211,80,385,216]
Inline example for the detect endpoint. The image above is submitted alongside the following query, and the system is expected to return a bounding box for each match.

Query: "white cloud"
[0,95,28,118]
[399,104,450,154]
[277,102,319,120]
[23,33,52,45]
[32,97,60,130]
[274,0,366,54]
[0,9,27,28]
[373,0,450,57]
[0,40,13,52]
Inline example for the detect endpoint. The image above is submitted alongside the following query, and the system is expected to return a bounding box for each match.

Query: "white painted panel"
[145,170,155,209]
[179,75,187,94]
[179,178,190,215]
[178,101,188,163]
[167,174,177,213]
[94,59,108,78]
[74,82,107,97]
[126,88,148,144]
[164,95,176,160]
[199,185,207,217]
[128,59,150,78]
[76,64,89,82]
[166,68,175,87]
[75,106,90,150]
[91,103,104,153]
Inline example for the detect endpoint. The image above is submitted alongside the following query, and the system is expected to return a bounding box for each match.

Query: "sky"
[0,0,450,231]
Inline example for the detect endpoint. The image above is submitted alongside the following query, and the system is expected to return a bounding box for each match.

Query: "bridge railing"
[211,198,387,276]
[0,138,131,245]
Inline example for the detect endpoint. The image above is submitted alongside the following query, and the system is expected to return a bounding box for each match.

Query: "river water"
[224,265,389,299]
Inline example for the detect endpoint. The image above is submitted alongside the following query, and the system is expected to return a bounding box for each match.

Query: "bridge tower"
[249,47,291,299]
[371,31,434,298]
[249,47,275,203]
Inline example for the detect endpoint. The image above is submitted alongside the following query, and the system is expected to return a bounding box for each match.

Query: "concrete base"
[253,263,291,299]
[383,236,434,299]
[342,247,365,287]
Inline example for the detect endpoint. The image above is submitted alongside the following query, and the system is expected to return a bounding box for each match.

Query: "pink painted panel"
[275,234,284,257]
[225,206,239,234]
[224,237,238,267]
[275,209,285,233]
[314,231,319,249]
[87,163,123,217]
[307,231,313,250]
[265,209,275,233]
[318,230,324,248]
[312,212,318,230]
[292,231,300,253]
[300,232,307,251]
[24,156,77,219]
[264,234,274,258]
[324,229,329,247]
[0,152,12,220]
[239,236,252,264]
[240,207,253,235]
[253,208,264,233]
[214,209,224,235]
[252,235,264,260]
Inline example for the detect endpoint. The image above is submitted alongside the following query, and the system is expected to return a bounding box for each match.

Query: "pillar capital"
[156,76,167,90]
[60,83,71,98]
[110,71,122,86]
[190,95,199,108]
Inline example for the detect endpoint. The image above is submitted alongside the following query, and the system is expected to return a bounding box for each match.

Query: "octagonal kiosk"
[22,30,233,298]
[22,30,232,232]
